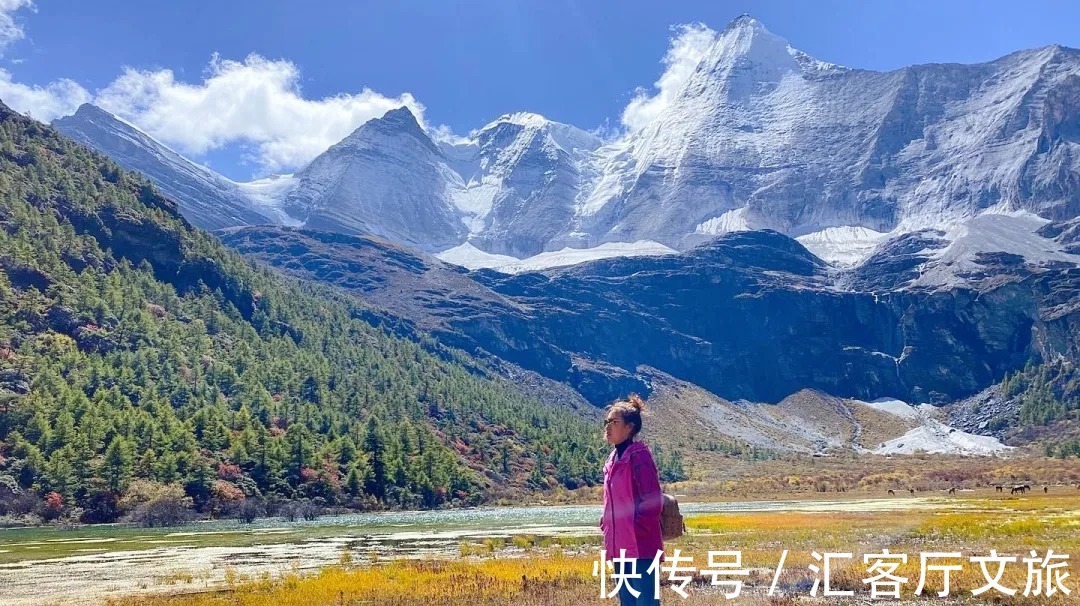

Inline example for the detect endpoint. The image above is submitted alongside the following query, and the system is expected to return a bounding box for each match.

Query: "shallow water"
[0,497,955,605]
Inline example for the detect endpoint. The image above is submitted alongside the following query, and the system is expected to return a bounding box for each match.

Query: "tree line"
[0,103,609,524]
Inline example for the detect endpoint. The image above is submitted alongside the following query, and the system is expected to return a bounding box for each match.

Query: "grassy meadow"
[105,483,1080,606]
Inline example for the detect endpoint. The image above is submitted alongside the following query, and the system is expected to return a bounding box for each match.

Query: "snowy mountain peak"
[343,105,428,144]
[71,102,116,121]
[60,24,1080,277]
[481,111,551,131]
[475,111,602,153]
[325,104,442,158]
[692,15,800,81]
[281,104,465,251]
[380,105,422,126]
[724,13,766,32]
[65,103,164,150]
[687,15,845,85]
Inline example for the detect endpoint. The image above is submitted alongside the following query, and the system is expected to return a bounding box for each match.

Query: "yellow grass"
[111,555,597,606]
[111,491,1080,606]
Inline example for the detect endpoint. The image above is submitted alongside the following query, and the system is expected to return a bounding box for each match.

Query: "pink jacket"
[599,440,664,560]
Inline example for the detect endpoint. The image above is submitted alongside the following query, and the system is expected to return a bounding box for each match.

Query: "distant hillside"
[0,101,605,522]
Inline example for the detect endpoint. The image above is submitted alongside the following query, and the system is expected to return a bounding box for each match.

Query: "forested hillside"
[0,102,605,523]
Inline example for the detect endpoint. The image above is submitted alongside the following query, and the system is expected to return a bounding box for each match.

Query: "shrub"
[42,491,63,521]
[0,482,38,518]
[217,463,242,481]
[80,490,121,524]
[237,498,264,524]
[129,496,196,527]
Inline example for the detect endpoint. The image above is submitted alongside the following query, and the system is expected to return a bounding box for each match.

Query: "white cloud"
[428,123,472,146]
[94,53,425,173]
[620,23,716,132]
[0,68,90,120]
[0,0,33,55]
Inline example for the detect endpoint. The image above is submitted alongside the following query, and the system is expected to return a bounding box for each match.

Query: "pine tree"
[362,417,387,500]
[344,465,364,498]
[102,436,133,493]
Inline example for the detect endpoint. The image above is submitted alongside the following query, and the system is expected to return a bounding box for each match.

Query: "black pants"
[615,558,661,605]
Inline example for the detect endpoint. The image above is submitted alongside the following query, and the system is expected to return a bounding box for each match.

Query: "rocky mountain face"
[439,112,602,258]
[223,226,1080,407]
[217,226,626,400]
[280,107,467,252]
[277,109,603,256]
[51,104,291,230]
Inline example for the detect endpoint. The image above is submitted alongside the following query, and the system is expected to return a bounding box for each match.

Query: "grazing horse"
[996,485,1003,492]
[948,487,956,494]
[888,489,895,495]
[909,488,915,495]
[1011,484,1030,494]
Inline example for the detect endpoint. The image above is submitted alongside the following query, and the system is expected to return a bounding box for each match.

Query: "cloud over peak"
[1,16,731,174]
[1,52,425,175]
[93,53,425,173]
[620,23,717,133]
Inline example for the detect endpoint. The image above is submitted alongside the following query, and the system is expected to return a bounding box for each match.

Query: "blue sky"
[1,0,1078,180]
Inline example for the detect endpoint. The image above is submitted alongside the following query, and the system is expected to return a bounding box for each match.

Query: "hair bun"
[627,393,646,412]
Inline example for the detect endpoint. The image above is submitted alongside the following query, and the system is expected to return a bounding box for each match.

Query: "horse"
[909,488,915,495]
[948,487,956,494]
[995,485,1003,493]
[888,489,895,495]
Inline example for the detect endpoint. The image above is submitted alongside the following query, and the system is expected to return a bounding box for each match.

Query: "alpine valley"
[2,15,1078,520]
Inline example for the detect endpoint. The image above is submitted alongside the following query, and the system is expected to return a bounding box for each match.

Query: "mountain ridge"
[222,223,1080,409]
[53,104,292,230]
[43,16,1080,276]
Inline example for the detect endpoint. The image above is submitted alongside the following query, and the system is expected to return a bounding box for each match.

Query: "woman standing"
[600,394,664,605]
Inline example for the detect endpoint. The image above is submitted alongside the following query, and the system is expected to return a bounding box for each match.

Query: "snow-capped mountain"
[52,104,297,230]
[440,112,602,257]
[50,16,1080,272]
[280,107,604,255]
[281,15,1080,269]
[281,107,466,252]
[571,15,1080,257]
